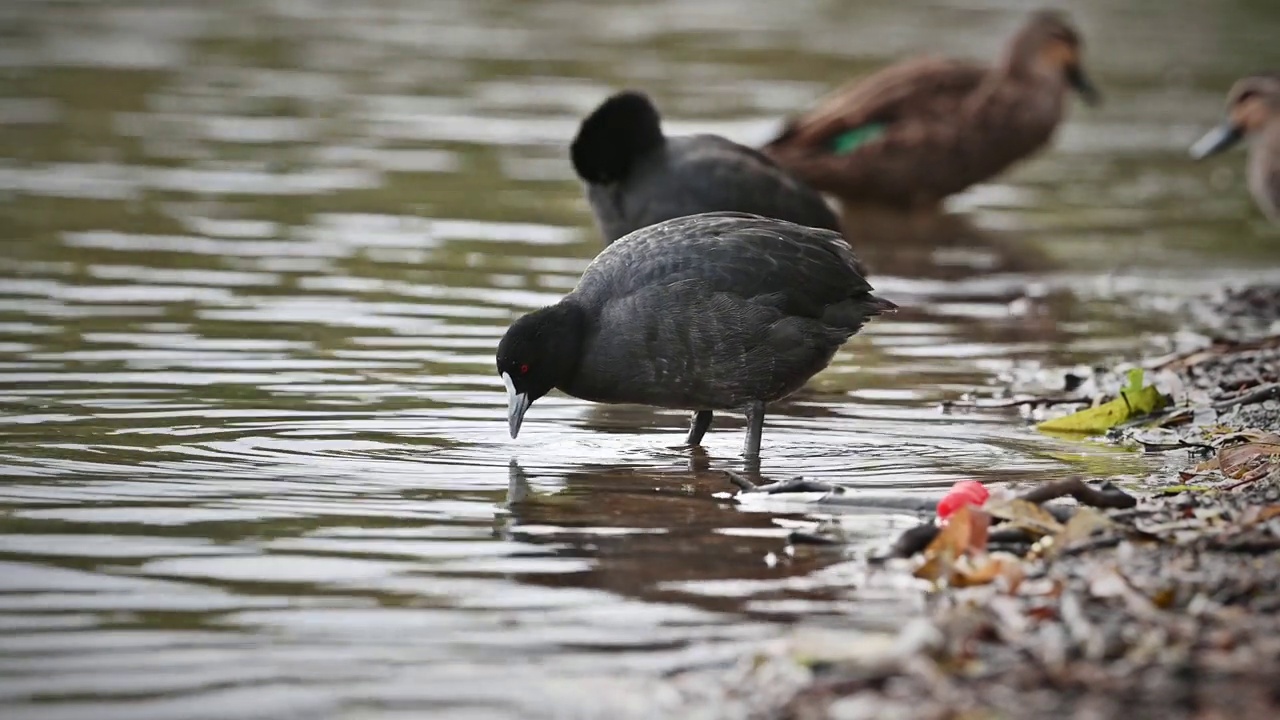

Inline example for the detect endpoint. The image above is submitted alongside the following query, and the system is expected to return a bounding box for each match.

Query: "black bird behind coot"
[496,212,895,458]
[570,91,844,244]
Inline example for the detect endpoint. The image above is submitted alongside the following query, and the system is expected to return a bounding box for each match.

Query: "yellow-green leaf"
[1036,369,1167,435]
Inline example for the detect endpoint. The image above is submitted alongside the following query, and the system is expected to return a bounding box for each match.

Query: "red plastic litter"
[936,480,990,521]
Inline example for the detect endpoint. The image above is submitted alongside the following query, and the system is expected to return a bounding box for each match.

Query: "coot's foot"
[686,445,710,473]
[505,458,531,506]
[686,410,713,446]
[743,401,765,458]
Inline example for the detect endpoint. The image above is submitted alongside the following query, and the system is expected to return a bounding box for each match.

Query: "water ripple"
[1,0,1277,718]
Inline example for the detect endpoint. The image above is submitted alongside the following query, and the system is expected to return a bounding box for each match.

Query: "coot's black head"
[570,90,665,184]
[495,303,587,439]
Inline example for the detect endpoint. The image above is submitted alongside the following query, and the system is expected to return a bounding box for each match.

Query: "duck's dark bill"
[1067,65,1101,106]
[1190,122,1244,159]
[502,372,531,439]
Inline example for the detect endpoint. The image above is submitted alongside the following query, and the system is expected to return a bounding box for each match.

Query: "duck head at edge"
[1191,74,1280,160]
[1004,9,1101,106]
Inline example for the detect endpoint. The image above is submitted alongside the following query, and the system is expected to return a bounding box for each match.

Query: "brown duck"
[762,9,1099,212]
[1191,74,1280,222]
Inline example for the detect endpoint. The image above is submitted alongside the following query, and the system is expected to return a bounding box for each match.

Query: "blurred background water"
[0,0,1279,718]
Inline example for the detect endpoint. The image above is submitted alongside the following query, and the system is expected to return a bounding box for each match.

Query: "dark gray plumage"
[570,91,843,244]
[495,212,895,458]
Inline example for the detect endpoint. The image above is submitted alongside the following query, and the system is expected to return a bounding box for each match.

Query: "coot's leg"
[686,410,713,446]
[743,401,765,458]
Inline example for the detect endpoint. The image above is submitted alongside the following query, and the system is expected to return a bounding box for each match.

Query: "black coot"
[496,212,895,457]
[570,91,844,244]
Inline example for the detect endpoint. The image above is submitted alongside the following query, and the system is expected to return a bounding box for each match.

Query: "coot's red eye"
[520,363,529,375]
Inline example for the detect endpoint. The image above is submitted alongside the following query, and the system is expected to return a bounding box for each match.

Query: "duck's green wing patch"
[831,123,887,154]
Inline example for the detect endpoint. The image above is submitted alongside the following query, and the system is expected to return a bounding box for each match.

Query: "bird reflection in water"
[496,457,848,616]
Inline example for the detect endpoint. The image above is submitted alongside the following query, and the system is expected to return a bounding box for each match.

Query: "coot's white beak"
[502,372,531,439]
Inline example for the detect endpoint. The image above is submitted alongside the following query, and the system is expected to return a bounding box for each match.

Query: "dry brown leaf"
[1218,437,1280,478]
[1224,461,1280,490]
[1025,603,1058,622]
[1192,457,1220,474]
[983,498,1065,536]
[1151,587,1177,609]
[951,552,1026,590]
[1045,506,1114,556]
[949,563,995,588]
[963,506,990,552]
[1240,505,1280,526]
[913,505,990,584]
[912,554,948,584]
[937,504,989,554]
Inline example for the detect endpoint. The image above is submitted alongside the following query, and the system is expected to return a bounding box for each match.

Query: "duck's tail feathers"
[763,117,801,150]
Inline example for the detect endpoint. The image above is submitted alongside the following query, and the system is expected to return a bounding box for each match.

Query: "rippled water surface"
[2,1,1280,718]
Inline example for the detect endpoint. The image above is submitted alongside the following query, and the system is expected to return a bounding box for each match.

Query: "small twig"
[723,471,841,495]
[944,395,1091,410]
[1205,538,1280,554]
[988,527,1038,546]
[756,478,843,495]
[1150,407,1195,428]
[723,471,940,511]
[1132,439,1216,454]
[1155,334,1280,372]
[723,469,758,492]
[886,523,940,559]
[1212,382,1280,411]
[789,530,842,545]
[1018,477,1137,510]
[1058,535,1126,557]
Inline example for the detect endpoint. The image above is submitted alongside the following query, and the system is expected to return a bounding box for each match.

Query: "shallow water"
[1,0,1280,718]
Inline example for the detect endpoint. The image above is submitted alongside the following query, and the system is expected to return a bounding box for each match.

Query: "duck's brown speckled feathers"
[769,57,989,150]
[764,9,1098,211]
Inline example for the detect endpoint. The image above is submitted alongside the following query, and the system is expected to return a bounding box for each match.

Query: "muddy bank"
[674,286,1280,720]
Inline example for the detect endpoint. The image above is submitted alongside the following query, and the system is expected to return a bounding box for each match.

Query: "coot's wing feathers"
[766,57,989,149]
[670,136,842,233]
[573,213,873,319]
